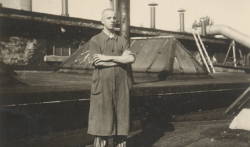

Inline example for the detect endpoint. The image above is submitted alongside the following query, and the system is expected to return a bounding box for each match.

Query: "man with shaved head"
[87,8,135,147]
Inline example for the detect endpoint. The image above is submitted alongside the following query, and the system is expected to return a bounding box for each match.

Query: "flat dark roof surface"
[1,71,249,106]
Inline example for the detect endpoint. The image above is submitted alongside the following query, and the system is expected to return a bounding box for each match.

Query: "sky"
[1,0,250,36]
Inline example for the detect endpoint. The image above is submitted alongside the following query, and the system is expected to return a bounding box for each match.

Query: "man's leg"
[94,136,108,147]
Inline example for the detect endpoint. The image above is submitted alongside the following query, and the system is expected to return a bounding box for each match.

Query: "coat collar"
[101,31,118,42]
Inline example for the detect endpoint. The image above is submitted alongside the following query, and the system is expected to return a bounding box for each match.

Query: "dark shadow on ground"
[0,101,90,146]
[127,106,175,147]
[0,61,27,87]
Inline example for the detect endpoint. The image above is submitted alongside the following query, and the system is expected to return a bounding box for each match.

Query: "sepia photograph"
[0,0,250,146]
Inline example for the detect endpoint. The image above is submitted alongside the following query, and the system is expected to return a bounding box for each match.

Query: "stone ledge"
[44,55,69,62]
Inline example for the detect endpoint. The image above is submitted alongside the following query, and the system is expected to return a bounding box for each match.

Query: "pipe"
[20,0,32,11]
[119,0,130,42]
[193,25,250,49]
[150,7,155,28]
[119,0,134,84]
[110,0,113,9]
[61,0,69,17]
[200,17,206,36]
[148,2,158,29]
[179,13,184,31]
[110,0,119,23]
[178,9,186,32]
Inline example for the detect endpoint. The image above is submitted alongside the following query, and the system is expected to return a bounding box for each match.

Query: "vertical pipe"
[113,0,118,13]
[150,7,153,28]
[150,7,155,28]
[110,0,118,11]
[113,0,119,22]
[200,18,206,36]
[178,9,186,32]
[180,13,184,31]
[110,0,119,23]
[61,0,69,17]
[201,21,206,36]
[119,0,134,83]
[148,3,158,29]
[119,0,130,43]
[110,0,113,9]
[20,0,32,11]
[152,7,155,28]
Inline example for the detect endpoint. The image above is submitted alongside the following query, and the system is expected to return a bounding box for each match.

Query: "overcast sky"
[1,0,250,36]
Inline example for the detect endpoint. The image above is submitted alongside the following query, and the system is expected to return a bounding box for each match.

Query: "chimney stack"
[178,8,186,32]
[61,0,69,17]
[20,0,32,11]
[148,2,158,29]
[110,0,119,23]
[200,17,206,36]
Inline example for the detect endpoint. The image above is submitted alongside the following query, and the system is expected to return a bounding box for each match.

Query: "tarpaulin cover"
[59,37,207,74]
[59,42,92,69]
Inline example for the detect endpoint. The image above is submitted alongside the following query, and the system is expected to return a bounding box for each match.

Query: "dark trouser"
[94,136,127,147]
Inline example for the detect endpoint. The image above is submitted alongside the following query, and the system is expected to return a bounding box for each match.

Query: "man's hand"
[93,54,111,64]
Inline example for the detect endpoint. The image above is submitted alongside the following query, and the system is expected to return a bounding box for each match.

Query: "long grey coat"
[87,31,134,136]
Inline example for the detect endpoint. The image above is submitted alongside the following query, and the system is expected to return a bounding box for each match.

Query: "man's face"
[101,10,116,30]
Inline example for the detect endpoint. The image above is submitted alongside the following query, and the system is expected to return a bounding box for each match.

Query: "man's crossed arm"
[93,50,135,67]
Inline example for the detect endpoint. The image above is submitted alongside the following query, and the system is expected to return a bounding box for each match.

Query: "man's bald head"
[101,8,116,31]
[101,8,115,19]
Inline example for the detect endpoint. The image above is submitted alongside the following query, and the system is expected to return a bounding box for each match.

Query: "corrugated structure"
[59,37,208,79]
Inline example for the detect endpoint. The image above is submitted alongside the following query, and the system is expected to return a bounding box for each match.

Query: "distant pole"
[200,17,206,36]
[148,2,158,29]
[20,0,32,11]
[110,0,119,23]
[119,0,130,44]
[178,8,186,32]
[61,0,69,17]
[110,0,113,9]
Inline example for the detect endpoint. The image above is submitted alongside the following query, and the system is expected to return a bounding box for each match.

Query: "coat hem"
[87,131,129,136]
